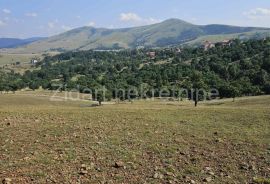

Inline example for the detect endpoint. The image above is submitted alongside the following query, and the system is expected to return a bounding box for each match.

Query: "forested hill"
[1,38,270,100]
[7,18,270,53]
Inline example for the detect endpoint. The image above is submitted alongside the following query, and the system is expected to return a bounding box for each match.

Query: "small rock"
[204,167,212,171]
[81,164,87,170]
[79,170,88,175]
[208,171,215,176]
[183,176,190,180]
[190,180,196,184]
[79,164,90,175]
[153,173,164,179]
[6,122,11,126]
[23,157,31,161]
[114,161,124,168]
[180,152,186,155]
[219,172,224,177]
[2,178,12,184]
[249,165,256,171]
[203,177,212,182]
[239,163,249,170]
[166,172,175,177]
[153,173,159,179]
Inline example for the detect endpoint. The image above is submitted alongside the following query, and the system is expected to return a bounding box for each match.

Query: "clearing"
[0,94,269,183]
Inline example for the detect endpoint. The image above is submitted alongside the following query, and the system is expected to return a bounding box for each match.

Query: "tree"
[29,81,39,91]
[190,71,208,107]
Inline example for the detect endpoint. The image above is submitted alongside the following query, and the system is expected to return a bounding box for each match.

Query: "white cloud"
[120,12,160,26]
[48,22,55,29]
[0,20,6,26]
[120,13,142,22]
[25,12,38,17]
[47,19,59,29]
[146,17,161,24]
[61,25,72,31]
[3,9,11,14]
[86,21,95,27]
[243,8,270,19]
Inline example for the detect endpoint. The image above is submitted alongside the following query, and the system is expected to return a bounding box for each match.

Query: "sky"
[1,0,270,38]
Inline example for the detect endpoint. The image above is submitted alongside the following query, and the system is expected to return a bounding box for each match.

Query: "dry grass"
[0,53,41,66]
[0,93,269,183]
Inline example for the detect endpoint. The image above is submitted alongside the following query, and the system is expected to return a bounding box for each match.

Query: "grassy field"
[0,53,41,66]
[0,93,269,183]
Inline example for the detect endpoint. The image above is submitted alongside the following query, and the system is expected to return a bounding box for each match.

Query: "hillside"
[0,37,45,49]
[6,19,270,53]
[1,92,270,183]
[1,38,270,102]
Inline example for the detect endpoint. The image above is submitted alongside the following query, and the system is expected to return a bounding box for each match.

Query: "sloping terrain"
[0,93,269,183]
[6,19,270,53]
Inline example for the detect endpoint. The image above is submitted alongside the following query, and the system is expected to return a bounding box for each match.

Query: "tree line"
[0,38,270,103]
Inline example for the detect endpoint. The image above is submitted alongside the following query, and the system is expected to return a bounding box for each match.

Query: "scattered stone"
[153,173,159,179]
[180,151,186,155]
[239,163,249,170]
[204,167,212,171]
[215,138,223,143]
[79,164,90,175]
[153,173,164,179]
[2,178,11,184]
[183,175,191,180]
[166,172,175,177]
[79,170,88,175]
[114,161,124,168]
[219,172,224,177]
[95,167,102,172]
[249,165,256,171]
[23,157,31,161]
[190,180,196,184]
[203,177,212,182]
[208,171,215,176]
[81,164,87,170]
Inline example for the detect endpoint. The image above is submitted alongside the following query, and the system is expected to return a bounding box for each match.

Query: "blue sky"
[1,0,270,38]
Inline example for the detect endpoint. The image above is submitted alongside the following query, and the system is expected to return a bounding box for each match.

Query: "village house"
[30,59,39,65]
[202,41,215,51]
[176,48,182,53]
[220,39,233,46]
[147,52,156,59]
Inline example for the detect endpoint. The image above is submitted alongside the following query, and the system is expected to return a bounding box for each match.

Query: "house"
[220,39,233,46]
[176,48,182,53]
[202,41,215,51]
[30,59,39,65]
[147,52,156,59]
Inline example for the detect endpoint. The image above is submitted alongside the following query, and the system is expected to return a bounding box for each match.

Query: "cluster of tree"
[1,38,270,104]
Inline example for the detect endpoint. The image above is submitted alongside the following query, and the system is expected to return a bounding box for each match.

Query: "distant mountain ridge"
[4,19,270,53]
[0,37,46,49]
